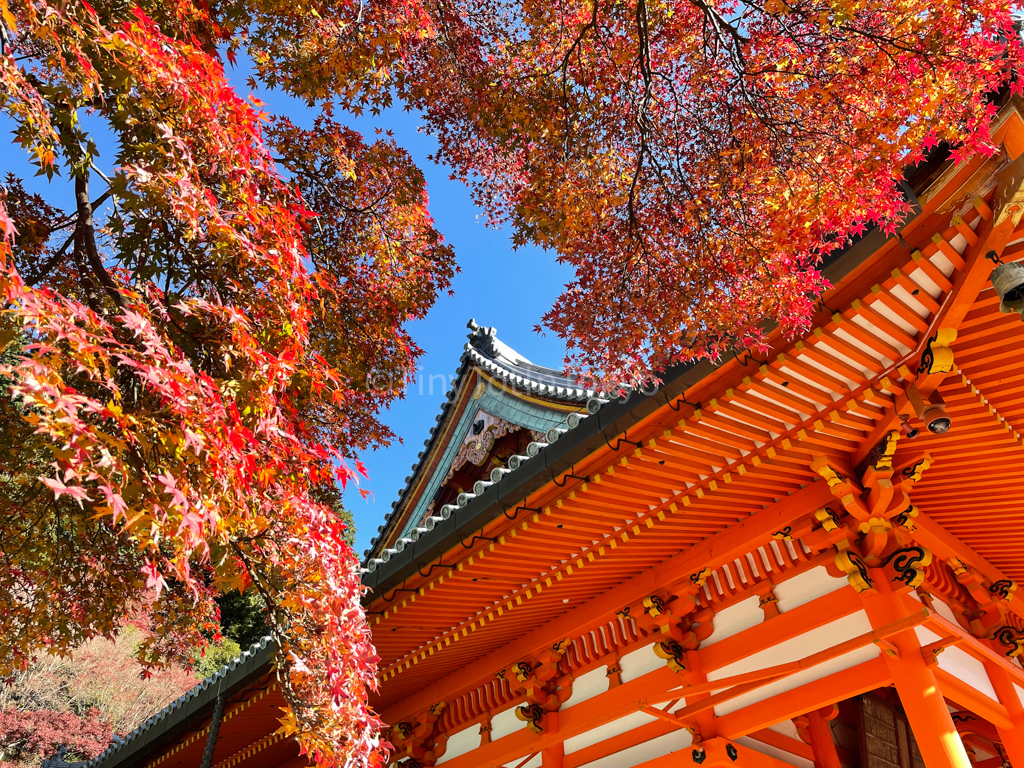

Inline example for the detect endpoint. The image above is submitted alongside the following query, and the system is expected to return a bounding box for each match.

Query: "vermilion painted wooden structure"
[90,97,1024,768]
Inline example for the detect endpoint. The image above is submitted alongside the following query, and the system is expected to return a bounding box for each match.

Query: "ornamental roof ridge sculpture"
[362,320,604,566]
[464,319,595,401]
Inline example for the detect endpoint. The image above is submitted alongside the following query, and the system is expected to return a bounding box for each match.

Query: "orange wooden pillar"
[540,749,565,765]
[541,745,564,768]
[687,649,719,743]
[542,712,564,768]
[863,579,971,768]
[985,662,1024,768]
[805,709,841,768]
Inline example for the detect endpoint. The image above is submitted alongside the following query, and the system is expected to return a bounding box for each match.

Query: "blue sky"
[228,65,577,555]
[327,108,576,555]
[1,60,576,557]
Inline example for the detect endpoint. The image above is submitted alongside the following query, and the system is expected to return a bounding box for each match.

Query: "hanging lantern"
[992,260,1024,316]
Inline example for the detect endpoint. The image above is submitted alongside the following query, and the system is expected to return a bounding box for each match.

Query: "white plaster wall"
[564,711,656,755]
[619,642,662,683]
[906,267,943,299]
[889,285,930,318]
[576,728,693,768]
[773,566,847,613]
[931,252,957,277]
[908,589,962,627]
[706,611,877,716]
[491,705,523,740]
[701,595,763,647]
[563,665,611,708]
[930,599,961,626]
[869,299,917,335]
[799,349,858,389]
[938,646,999,701]
[851,314,910,356]
[435,725,478,764]
[915,625,942,644]
[768,720,801,740]
[736,735,814,768]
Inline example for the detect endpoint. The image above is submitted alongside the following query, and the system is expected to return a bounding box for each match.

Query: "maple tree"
[0,0,453,760]
[0,707,111,767]
[403,1,1022,382]
[0,0,1019,764]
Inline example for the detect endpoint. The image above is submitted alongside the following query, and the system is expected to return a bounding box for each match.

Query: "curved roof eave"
[363,321,594,562]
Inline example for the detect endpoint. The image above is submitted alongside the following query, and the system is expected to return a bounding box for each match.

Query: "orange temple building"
[78,96,1024,768]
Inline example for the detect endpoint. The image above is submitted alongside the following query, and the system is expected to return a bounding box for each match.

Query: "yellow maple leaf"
[0,0,17,33]
[276,708,300,737]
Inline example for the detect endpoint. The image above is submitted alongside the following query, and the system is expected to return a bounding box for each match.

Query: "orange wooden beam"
[700,587,862,673]
[436,603,923,768]
[862,580,973,768]
[852,197,1024,469]
[805,709,841,768]
[562,719,681,768]
[923,613,1024,689]
[624,738,797,768]
[985,662,1024,768]
[669,609,927,716]
[913,511,1024,624]
[747,729,815,762]
[931,208,1005,333]
[381,481,838,724]
[931,667,1012,731]
[436,665,679,768]
[714,657,892,738]
[541,712,563,768]
[698,737,800,768]
[992,103,1024,160]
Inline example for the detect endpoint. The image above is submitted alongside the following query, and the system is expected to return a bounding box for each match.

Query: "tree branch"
[27,190,113,286]
[74,173,124,310]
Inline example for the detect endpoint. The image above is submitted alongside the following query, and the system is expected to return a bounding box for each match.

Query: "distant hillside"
[0,628,197,768]
[0,590,272,768]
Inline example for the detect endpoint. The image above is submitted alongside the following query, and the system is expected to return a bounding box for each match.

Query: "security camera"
[921,403,952,434]
[905,384,952,435]
[898,415,920,439]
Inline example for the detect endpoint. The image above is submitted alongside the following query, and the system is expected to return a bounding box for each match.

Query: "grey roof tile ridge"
[462,345,594,401]
[83,635,276,768]
[362,344,473,561]
[360,175,934,587]
[361,392,605,577]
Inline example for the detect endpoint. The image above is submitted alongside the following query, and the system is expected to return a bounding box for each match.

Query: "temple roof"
[462,320,594,401]
[363,321,595,562]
